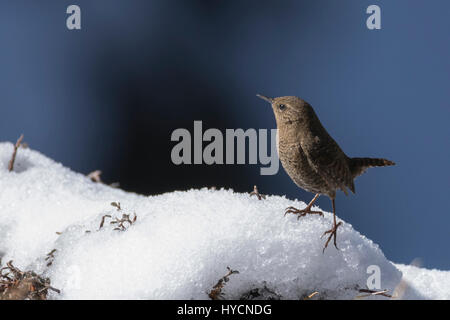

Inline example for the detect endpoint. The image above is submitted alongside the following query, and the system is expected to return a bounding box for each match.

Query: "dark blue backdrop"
[1,1,449,269]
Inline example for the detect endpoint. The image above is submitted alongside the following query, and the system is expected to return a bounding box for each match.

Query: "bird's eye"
[278,104,286,111]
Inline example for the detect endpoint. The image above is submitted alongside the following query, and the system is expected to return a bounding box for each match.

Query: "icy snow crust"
[0,142,444,299]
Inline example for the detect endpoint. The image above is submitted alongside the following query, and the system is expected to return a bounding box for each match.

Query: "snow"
[395,264,450,300]
[0,142,447,300]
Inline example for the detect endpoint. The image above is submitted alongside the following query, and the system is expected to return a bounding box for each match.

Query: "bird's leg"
[322,198,342,252]
[285,193,323,220]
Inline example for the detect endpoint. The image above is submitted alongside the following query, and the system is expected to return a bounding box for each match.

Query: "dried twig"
[8,134,24,172]
[99,214,112,229]
[208,267,239,300]
[96,203,137,231]
[249,185,266,200]
[111,213,137,231]
[356,288,392,299]
[303,291,319,300]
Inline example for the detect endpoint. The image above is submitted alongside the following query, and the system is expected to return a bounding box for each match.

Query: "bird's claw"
[284,206,324,219]
[322,221,343,252]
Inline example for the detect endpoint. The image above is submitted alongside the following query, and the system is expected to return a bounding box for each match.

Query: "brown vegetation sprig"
[0,260,60,300]
[110,213,137,231]
[356,288,392,299]
[303,291,319,300]
[99,214,112,229]
[249,185,266,200]
[208,266,239,300]
[8,134,24,172]
[95,202,137,232]
[45,249,57,267]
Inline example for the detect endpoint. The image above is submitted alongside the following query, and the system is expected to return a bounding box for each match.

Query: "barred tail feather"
[350,157,395,178]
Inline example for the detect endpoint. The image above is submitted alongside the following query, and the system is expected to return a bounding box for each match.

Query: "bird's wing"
[301,136,354,195]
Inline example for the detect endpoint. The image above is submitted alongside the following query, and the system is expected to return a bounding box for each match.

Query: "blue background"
[0,1,449,269]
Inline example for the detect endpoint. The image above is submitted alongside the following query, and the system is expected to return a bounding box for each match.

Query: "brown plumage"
[257,94,395,252]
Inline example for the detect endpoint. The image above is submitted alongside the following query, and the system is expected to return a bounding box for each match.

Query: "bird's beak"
[256,94,273,104]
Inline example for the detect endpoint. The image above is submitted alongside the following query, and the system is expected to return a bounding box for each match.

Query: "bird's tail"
[349,157,395,178]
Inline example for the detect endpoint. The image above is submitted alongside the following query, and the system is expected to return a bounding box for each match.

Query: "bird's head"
[257,94,312,127]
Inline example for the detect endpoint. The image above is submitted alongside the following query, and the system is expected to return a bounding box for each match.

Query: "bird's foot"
[321,221,343,252]
[284,206,323,220]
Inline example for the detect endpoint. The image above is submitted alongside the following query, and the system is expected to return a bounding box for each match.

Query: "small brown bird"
[257,94,395,252]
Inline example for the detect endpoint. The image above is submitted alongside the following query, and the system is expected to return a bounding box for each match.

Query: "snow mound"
[395,264,450,300]
[0,142,445,299]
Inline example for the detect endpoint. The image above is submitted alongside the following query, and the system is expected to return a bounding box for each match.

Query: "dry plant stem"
[249,185,266,200]
[8,134,24,172]
[111,213,137,231]
[356,289,392,299]
[0,260,60,300]
[208,267,239,300]
[303,291,319,300]
[99,214,112,229]
[100,203,137,231]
